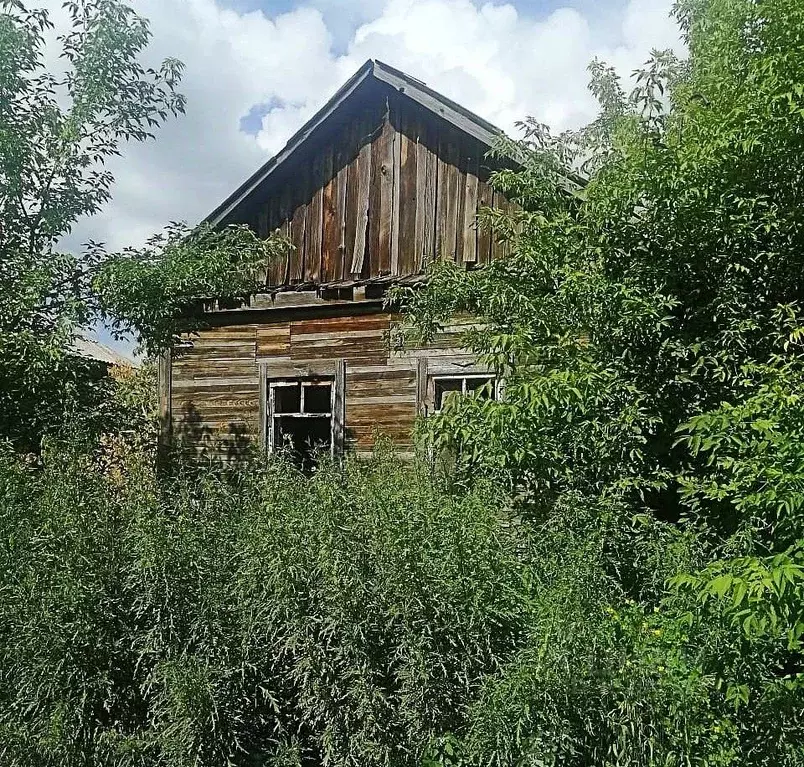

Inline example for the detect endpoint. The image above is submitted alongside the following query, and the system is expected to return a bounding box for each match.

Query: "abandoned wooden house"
[160,59,521,464]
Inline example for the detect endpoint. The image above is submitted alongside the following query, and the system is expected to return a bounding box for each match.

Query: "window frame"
[417,358,501,416]
[259,359,345,458]
[267,378,335,454]
[431,373,500,411]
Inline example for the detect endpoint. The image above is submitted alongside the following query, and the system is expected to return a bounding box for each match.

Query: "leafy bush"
[3,433,801,766]
[0,439,527,766]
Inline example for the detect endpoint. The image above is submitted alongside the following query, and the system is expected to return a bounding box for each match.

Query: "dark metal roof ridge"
[370,60,504,147]
[204,59,510,227]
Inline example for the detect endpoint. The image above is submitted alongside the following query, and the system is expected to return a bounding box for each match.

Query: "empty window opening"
[268,379,334,472]
[433,375,498,411]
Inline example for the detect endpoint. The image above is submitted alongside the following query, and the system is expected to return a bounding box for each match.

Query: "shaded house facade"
[161,60,519,462]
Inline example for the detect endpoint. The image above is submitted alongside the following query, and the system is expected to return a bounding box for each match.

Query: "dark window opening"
[269,379,334,472]
[433,375,497,411]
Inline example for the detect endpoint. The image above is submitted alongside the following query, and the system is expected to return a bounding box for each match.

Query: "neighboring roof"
[71,336,138,368]
[205,59,507,227]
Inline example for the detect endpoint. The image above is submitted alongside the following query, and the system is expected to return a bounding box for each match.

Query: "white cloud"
[50,0,681,254]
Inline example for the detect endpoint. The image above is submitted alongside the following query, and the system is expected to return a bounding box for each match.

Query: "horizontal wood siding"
[171,324,260,460]
[170,310,480,458]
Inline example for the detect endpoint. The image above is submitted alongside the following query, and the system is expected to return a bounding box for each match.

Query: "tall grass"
[0,437,533,766]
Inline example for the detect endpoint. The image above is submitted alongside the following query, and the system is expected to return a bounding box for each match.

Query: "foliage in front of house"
[2,0,804,764]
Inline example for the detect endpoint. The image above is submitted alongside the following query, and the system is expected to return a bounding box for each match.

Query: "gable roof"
[71,335,138,368]
[205,59,507,227]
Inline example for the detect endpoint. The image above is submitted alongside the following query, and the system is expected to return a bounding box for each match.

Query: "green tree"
[0,0,184,450]
[394,0,804,762]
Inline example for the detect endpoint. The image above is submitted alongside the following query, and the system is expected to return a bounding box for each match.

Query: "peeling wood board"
[305,153,324,282]
[390,103,402,275]
[350,113,373,276]
[336,145,349,279]
[374,114,396,275]
[420,120,437,269]
[289,165,309,281]
[321,143,339,282]
[397,113,419,276]
[462,152,479,263]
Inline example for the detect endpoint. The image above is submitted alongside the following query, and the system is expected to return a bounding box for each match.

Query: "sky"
[43,0,682,352]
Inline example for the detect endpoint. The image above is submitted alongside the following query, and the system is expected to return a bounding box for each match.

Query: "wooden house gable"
[205,60,518,289]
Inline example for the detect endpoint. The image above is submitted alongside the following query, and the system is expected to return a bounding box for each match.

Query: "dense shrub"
[2,434,801,766]
[0,439,528,765]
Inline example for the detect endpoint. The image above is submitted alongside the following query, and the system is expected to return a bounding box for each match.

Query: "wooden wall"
[168,309,477,460]
[249,93,516,287]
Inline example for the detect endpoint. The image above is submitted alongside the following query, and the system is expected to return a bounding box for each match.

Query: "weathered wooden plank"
[291,313,390,336]
[172,391,260,409]
[256,323,290,357]
[305,153,324,282]
[435,128,448,258]
[277,187,292,284]
[347,380,416,398]
[490,189,507,261]
[344,127,361,278]
[258,364,267,447]
[476,177,494,264]
[443,139,460,260]
[336,148,348,279]
[266,196,281,285]
[462,152,479,263]
[390,106,402,275]
[255,208,270,285]
[181,336,257,350]
[172,365,261,383]
[398,116,419,276]
[321,144,339,282]
[290,337,389,361]
[181,325,258,340]
[348,413,416,428]
[455,144,467,263]
[414,118,427,269]
[174,416,258,432]
[333,358,345,455]
[348,367,416,383]
[291,328,387,344]
[414,358,426,416]
[367,124,382,277]
[158,349,172,447]
[350,119,373,276]
[173,344,256,362]
[421,121,438,269]
[348,417,416,430]
[172,376,259,390]
[289,165,308,281]
[372,114,395,275]
[345,393,416,407]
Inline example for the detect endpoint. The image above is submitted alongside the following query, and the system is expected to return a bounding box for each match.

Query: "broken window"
[268,379,334,471]
[432,374,498,411]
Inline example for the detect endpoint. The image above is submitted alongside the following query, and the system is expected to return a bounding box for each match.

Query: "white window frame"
[267,378,335,455]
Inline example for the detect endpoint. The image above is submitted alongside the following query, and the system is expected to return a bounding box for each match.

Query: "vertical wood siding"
[250,94,516,287]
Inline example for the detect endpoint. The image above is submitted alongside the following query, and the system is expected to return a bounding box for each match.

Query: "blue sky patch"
[239,97,287,135]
